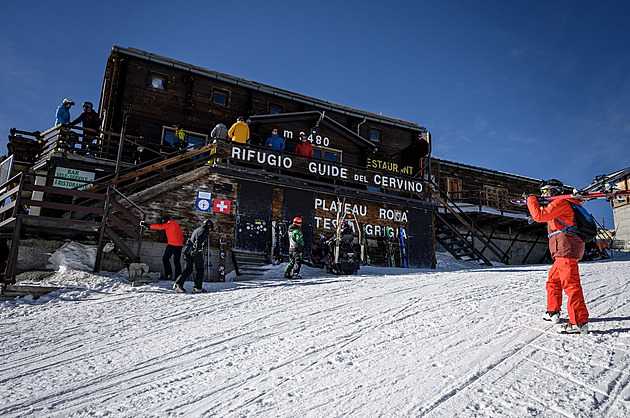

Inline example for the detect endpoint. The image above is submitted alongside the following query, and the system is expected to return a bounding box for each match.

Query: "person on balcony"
[55,98,74,126]
[71,102,101,155]
[54,98,76,153]
[228,116,250,144]
[140,215,184,281]
[295,133,314,159]
[71,102,100,131]
[211,122,228,141]
[264,128,285,154]
[172,124,188,151]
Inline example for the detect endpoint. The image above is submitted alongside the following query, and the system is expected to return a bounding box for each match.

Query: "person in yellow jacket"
[228,116,250,144]
[172,124,188,150]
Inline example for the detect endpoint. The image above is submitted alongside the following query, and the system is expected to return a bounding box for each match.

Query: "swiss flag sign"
[213,199,231,214]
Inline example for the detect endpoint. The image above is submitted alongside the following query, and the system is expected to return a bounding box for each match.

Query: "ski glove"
[140,220,149,228]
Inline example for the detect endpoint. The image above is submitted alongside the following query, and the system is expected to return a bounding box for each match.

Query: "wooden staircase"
[84,142,219,195]
[0,173,147,284]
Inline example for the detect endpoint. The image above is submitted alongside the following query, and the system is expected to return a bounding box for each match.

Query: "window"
[150,74,166,90]
[369,128,381,142]
[313,149,341,163]
[268,103,284,114]
[212,89,229,106]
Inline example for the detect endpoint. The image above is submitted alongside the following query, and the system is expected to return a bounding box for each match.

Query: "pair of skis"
[510,190,630,206]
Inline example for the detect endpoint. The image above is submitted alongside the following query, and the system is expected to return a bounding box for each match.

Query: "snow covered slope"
[1,251,630,417]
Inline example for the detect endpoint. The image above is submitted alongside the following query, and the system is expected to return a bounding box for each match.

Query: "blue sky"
[1,0,628,227]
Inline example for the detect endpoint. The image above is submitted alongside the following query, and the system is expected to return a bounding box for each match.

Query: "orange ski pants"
[546,257,589,325]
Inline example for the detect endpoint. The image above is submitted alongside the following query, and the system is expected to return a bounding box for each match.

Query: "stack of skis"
[381,226,408,268]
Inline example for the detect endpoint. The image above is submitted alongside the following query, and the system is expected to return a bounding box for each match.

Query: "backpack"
[551,202,597,242]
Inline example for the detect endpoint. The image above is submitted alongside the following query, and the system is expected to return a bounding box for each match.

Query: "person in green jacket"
[284,217,304,279]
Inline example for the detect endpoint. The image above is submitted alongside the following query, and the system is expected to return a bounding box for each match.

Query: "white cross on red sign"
[213,199,231,213]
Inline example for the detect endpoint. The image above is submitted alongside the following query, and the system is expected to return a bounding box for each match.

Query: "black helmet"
[539,179,564,196]
[203,219,214,229]
[83,101,93,110]
[160,215,171,224]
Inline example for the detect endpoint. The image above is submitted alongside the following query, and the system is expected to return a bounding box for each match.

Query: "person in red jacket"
[295,133,314,159]
[141,215,184,280]
[527,179,589,334]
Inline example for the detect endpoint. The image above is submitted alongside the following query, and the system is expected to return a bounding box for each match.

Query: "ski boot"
[290,273,302,280]
[192,287,207,293]
[557,322,588,335]
[173,283,186,293]
[542,311,560,324]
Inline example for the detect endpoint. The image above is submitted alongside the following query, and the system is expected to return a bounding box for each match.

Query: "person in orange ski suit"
[527,179,588,334]
[140,215,184,280]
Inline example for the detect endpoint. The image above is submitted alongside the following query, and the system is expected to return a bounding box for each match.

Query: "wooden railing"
[8,125,168,165]
[0,172,148,283]
[445,189,526,214]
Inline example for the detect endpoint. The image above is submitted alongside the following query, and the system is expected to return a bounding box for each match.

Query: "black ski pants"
[285,250,303,277]
[162,244,182,279]
[175,251,205,288]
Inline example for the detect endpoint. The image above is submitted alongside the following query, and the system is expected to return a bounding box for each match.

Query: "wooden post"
[94,187,112,272]
[5,174,25,284]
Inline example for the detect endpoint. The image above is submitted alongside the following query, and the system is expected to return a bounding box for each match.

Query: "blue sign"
[196,191,212,212]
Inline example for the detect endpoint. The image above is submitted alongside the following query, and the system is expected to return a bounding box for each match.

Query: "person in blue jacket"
[55,98,74,125]
[264,128,285,153]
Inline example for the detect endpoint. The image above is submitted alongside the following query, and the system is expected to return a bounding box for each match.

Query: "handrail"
[1,170,149,283]
[0,173,24,192]
[428,178,509,263]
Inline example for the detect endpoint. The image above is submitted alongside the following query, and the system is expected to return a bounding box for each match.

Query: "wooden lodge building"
[0,46,549,282]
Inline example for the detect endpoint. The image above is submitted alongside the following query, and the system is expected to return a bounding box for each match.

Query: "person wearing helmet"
[228,116,250,144]
[140,215,184,281]
[284,217,305,279]
[527,179,589,334]
[55,98,74,125]
[71,101,100,131]
[174,219,214,293]
[70,101,101,155]
[295,133,314,159]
